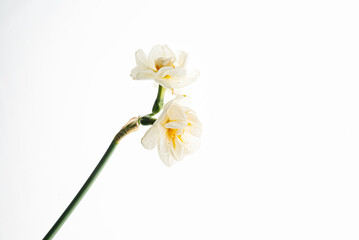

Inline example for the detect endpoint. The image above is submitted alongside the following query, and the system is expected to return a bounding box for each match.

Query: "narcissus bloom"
[130,45,199,90]
[141,96,202,166]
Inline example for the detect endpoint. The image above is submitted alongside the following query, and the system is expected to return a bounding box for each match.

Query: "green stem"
[139,116,157,125]
[151,85,166,115]
[43,117,139,240]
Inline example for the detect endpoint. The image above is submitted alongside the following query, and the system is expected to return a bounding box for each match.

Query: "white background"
[1,0,359,239]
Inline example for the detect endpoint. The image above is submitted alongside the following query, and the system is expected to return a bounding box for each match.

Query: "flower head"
[131,45,199,90]
[141,96,202,166]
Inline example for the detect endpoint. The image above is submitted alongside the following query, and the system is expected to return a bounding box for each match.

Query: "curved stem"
[151,85,166,115]
[43,117,139,240]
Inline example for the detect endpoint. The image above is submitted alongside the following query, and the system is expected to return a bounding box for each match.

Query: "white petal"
[157,103,175,125]
[185,110,202,138]
[159,67,198,89]
[186,118,202,138]
[173,137,185,161]
[141,124,160,150]
[131,68,157,80]
[165,134,185,161]
[147,45,163,69]
[162,45,176,60]
[135,49,150,69]
[158,133,176,167]
[158,67,186,79]
[162,69,186,89]
[159,57,175,67]
[180,69,200,87]
[164,120,187,129]
[159,96,179,115]
[154,67,186,89]
[187,111,201,126]
[166,104,187,122]
[186,124,202,138]
[181,133,201,154]
[175,51,187,67]
[155,79,173,89]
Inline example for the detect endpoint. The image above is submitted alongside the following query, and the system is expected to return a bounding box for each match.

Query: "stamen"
[167,128,185,149]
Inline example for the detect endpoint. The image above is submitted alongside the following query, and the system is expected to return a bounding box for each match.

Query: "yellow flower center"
[167,128,184,149]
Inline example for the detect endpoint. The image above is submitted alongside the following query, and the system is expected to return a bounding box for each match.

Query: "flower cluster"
[131,45,199,90]
[131,45,202,166]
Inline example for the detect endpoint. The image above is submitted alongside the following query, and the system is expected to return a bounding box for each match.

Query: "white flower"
[141,96,202,167]
[130,45,199,90]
